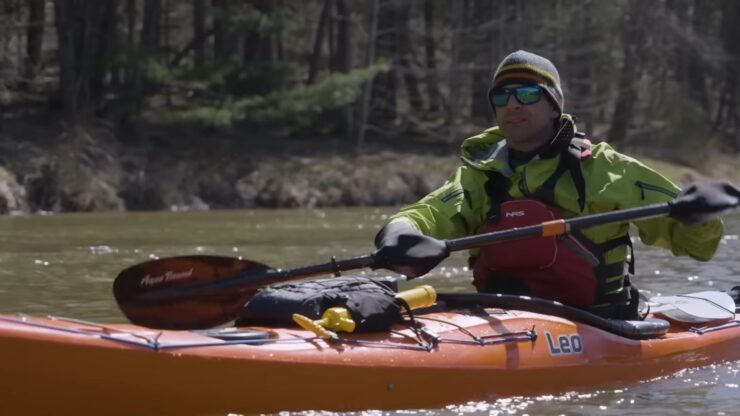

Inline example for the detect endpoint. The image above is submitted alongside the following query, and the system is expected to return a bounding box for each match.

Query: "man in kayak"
[373,50,725,320]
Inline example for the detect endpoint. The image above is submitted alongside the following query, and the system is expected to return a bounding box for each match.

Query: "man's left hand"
[669,180,740,225]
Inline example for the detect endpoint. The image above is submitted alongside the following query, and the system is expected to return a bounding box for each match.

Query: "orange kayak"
[0,293,738,415]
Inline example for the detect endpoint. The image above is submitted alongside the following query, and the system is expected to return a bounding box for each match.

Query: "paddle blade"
[113,255,270,330]
[649,291,736,323]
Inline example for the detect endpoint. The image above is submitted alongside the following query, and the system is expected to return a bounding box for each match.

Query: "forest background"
[0,0,738,215]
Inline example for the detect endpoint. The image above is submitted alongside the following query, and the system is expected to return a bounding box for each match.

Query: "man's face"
[493,84,558,152]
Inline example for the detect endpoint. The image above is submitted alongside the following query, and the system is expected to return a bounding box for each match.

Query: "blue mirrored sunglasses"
[489,86,542,107]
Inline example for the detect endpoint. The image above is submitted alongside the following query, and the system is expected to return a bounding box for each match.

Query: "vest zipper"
[635,181,678,200]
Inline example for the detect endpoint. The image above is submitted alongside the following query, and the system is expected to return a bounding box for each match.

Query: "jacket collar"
[460,114,579,175]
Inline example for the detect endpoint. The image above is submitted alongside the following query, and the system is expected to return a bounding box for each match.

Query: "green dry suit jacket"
[388,116,723,298]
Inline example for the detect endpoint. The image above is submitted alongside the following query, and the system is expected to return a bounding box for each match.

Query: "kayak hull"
[0,310,738,415]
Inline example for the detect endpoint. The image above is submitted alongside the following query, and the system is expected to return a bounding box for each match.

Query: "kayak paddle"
[648,290,737,323]
[114,190,738,329]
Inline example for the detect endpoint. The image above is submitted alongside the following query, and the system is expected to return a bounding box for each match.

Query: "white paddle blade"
[649,291,736,323]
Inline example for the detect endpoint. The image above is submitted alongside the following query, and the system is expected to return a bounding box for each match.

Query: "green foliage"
[169,63,389,129]
[224,63,297,96]
[111,1,306,100]
[169,106,234,126]
[125,51,296,98]
[227,2,301,36]
[139,56,174,84]
[174,62,239,91]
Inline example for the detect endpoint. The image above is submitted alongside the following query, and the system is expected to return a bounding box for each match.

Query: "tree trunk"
[570,0,595,136]
[25,0,45,79]
[356,0,379,151]
[334,0,354,139]
[126,0,136,49]
[396,0,422,113]
[121,0,140,111]
[582,1,596,136]
[193,0,206,67]
[368,0,397,125]
[307,0,331,84]
[213,0,238,63]
[163,0,172,104]
[447,0,465,143]
[142,0,162,55]
[107,0,123,87]
[333,0,352,74]
[54,0,78,117]
[470,0,496,123]
[275,0,284,61]
[53,0,115,118]
[243,0,274,65]
[90,0,117,99]
[713,0,740,146]
[608,0,646,143]
[669,0,710,116]
[423,0,441,112]
[687,0,710,112]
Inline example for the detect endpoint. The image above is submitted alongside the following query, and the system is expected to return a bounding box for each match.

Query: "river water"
[0,208,738,415]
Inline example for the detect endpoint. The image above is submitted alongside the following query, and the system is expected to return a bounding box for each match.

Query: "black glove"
[668,180,740,226]
[372,221,450,278]
[730,286,739,305]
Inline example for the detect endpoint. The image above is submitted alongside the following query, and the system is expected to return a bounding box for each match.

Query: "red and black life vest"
[472,132,634,312]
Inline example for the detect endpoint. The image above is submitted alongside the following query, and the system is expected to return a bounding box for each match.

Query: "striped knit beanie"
[491,50,564,115]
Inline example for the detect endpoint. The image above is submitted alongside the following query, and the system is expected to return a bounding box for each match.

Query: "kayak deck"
[0,308,738,415]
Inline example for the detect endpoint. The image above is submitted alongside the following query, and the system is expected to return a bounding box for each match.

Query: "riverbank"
[0,116,458,214]
[0,117,736,215]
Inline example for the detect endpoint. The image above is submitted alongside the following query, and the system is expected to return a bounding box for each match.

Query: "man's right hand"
[372,221,450,278]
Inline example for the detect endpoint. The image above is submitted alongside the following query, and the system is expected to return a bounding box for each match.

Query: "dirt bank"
[0,117,459,214]
[0,117,735,215]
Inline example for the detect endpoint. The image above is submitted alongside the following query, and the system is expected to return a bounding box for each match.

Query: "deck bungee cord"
[0,310,539,352]
[2,297,737,354]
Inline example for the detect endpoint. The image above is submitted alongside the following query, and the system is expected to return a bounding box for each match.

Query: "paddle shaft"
[264,203,671,278]
[446,202,670,251]
[142,202,672,300]
[165,255,378,296]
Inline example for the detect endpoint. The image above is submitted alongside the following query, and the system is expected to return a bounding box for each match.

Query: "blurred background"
[0,0,738,215]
